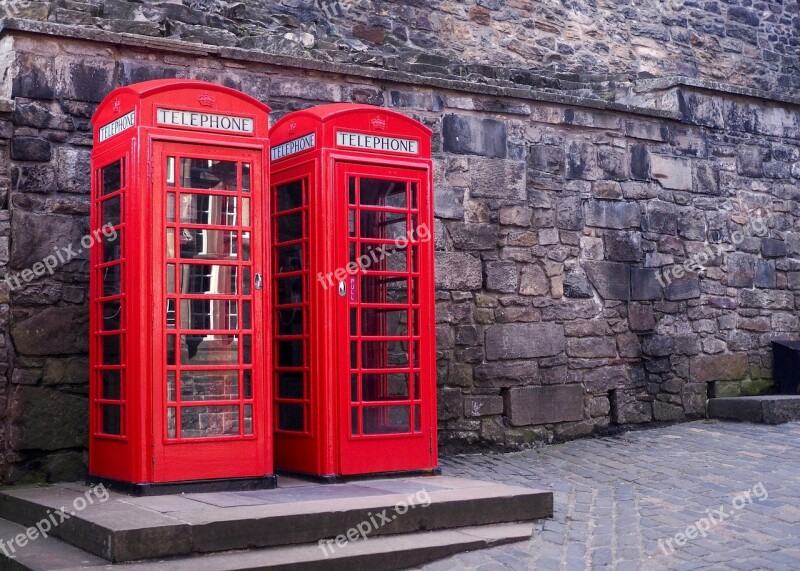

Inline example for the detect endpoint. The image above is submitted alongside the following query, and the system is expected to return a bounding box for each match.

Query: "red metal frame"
[90,80,272,486]
[270,105,438,478]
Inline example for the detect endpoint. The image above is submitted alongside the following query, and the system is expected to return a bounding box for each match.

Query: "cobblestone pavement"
[415,420,800,571]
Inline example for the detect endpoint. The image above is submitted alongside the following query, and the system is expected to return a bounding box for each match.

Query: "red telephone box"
[269,105,438,478]
[89,80,273,492]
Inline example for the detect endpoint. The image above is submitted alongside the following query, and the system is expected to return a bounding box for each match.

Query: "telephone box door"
[335,162,435,475]
[152,142,268,481]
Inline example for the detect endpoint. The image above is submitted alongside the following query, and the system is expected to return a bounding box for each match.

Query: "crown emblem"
[370,115,387,131]
[112,99,121,113]
[198,94,216,108]
[288,121,298,134]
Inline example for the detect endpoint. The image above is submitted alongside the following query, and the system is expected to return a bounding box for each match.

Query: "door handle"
[338,280,347,297]
[254,272,263,291]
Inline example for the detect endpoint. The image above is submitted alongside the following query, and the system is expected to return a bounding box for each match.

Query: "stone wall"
[0,20,799,481]
[4,0,800,97]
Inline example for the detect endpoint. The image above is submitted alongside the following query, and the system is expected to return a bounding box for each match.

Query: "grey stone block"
[443,114,507,158]
[584,200,641,229]
[485,323,566,360]
[584,261,630,300]
[505,385,584,426]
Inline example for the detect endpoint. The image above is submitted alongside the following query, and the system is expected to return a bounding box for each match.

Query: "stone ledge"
[708,396,800,425]
[633,77,800,107]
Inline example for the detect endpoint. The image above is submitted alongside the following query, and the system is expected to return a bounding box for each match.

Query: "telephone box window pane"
[167,371,176,402]
[277,276,303,305]
[243,370,253,399]
[166,299,176,329]
[181,405,240,438]
[102,405,122,435]
[167,264,176,293]
[279,372,304,399]
[349,210,356,237]
[102,161,122,195]
[167,335,176,366]
[276,244,303,273]
[102,301,122,331]
[242,267,251,295]
[103,335,121,365]
[362,341,409,369]
[180,299,238,331]
[241,197,251,227]
[360,212,408,240]
[413,372,421,400]
[351,374,358,402]
[279,404,304,432]
[244,405,253,435]
[181,159,238,191]
[103,232,122,262]
[167,408,177,438]
[362,276,408,305]
[181,335,238,366]
[360,179,406,209]
[363,406,410,435]
[349,177,356,205]
[181,370,239,401]
[180,264,238,295]
[414,405,421,432]
[166,157,176,187]
[276,181,303,212]
[242,301,252,330]
[179,230,239,261]
[411,310,420,336]
[277,309,303,336]
[167,193,176,222]
[411,183,418,210]
[242,163,251,193]
[351,407,358,435]
[413,341,420,368]
[243,335,252,364]
[362,308,408,337]
[276,213,303,243]
[102,196,121,227]
[179,194,238,226]
[166,228,176,259]
[350,308,357,336]
[278,341,304,368]
[102,370,121,400]
[242,232,251,262]
[360,243,407,272]
[362,373,409,401]
[103,264,122,297]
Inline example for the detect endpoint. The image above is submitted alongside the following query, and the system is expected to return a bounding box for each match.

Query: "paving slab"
[708,395,800,424]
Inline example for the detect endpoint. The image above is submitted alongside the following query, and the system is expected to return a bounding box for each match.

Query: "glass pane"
[167,193,176,222]
[279,404,304,432]
[167,264,176,293]
[179,264,238,295]
[242,267,251,295]
[349,177,356,204]
[360,212,408,240]
[243,335,252,365]
[362,307,408,337]
[351,407,359,435]
[278,340,304,368]
[167,335,176,366]
[411,183,418,210]
[180,299,238,331]
[167,371,176,402]
[242,163,251,193]
[277,309,303,336]
[278,372,304,399]
[276,180,303,212]
[181,370,239,401]
[244,370,253,399]
[362,276,408,305]
[179,194,238,226]
[102,264,122,297]
[166,157,175,187]
[181,335,238,366]
[102,161,122,195]
[102,335,121,365]
[242,232,251,262]
[277,213,303,243]
[359,243,407,272]
[276,244,303,273]
[102,405,122,435]
[103,231,122,262]
[166,299,176,329]
[413,340,420,368]
[178,229,239,260]
[414,404,421,432]
[362,340,409,369]
[167,407,176,438]
[244,404,253,435]
[363,373,409,402]
[349,209,356,237]
[414,372,421,400]
[102,300,122,331]
[180,159,238,191]
[166,228,176,259]
[181,405,239,438]
[360,179,406,209]
[277,276,303,305]
[351,374,358,402]
[102,196,121,227]
[363,406,410,435]
[102,370,121,400]
[242,301,251,330]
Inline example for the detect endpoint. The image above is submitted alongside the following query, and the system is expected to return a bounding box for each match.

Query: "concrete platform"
[708,395,800,424]
[0,475,552,570]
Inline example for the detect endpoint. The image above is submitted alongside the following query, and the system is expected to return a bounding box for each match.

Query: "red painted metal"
[270,105,438,477]
[90,80,273,485]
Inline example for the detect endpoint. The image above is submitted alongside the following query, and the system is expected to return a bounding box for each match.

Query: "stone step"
[0,516,107,570]
[2,520,532,571]
[708,395,800,424]
[0,476,552,564]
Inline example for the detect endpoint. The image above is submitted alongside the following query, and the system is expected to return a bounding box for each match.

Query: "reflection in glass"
[244,370,252,399]
[360,211,407,240]
[102,160,122,195]
[178,229,238,260]
[167,407,176,438]
[362,307,408,337]
[103,264,122,297]
[277,276,303,305]
[279,404,303,432]
[276,244,303,273]
[241,197,250,227]
[102,370,121,400]
[180,299,238,331]
[361,275,408,305]
[277,213,303,243]
[244,404,253,435]
[352,407,359,435]
[166,157,175,187]
[167,193,176,222]
[181,405,239,438]
[361,340,409,369]
[278,372,304,399]
[363,406,410,434]
[181,370,239,401]
[278,340,304,368]
[276,180,303,212]
[360,178,406,209]
[167,335,176,366]
[243,335,252,365]
[102,196,121,227]
[180,335,238,366]
[167,371,176,402]
[414,404,421,432]
[277,309,303,336]
[102,404,122,435]
[180,159,238,191]
[103,231,122,263]
[103,335,121,365]
[180,264,238,296]
[242,163,251,193]
[178,194,238,226]
[102,300,122,331]
[362,373,409,401]
[242,301,251,330]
